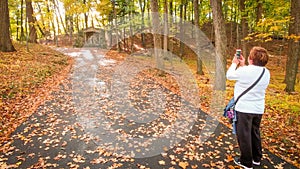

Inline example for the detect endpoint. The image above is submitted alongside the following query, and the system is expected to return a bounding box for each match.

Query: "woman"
[226,46,270,169]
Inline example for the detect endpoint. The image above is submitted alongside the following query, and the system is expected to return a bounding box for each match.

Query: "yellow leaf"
[158,160,166,165]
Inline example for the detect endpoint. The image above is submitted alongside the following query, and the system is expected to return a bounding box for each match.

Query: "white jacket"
[226,63,270,114]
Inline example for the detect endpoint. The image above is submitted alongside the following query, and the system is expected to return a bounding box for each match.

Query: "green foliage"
[246,0,291,42]
[95,0,113,23]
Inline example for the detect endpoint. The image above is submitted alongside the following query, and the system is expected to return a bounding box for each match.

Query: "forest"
[0,0,299,168]
[1,0,299,91]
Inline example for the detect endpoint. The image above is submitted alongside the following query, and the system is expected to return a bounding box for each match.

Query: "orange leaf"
[179,161,189,169]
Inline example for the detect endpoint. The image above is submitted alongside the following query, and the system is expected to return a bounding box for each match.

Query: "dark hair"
[249,46,269,66]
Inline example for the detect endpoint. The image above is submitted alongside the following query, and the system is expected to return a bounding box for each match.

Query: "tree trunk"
[0,0,16,52]
[284,0,300,93]
[17,8,20,41]
[20,0,26,41]
[138,0,146,48]
[163,0,168,53]
[68,15,74,44]
[256,0,263,23]
[169,0,174,53]
[179,0,184,59]
[112,0,121,52]
[36,2,46,37]
[210,0,227,90]
[53,0,67,34]
[229,0,234,47]
[83,0,88,29]
[169,0,173,19]
[194,0,204,75]
[75,15,80,33]
[26,0,38,43]
[150,0,163,68]
[240,0,248,59]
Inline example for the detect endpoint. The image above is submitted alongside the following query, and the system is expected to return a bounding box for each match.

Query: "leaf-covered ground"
[0,43,73,145]
[0,43,299,168]
[0,47,296,169]
[107,49,300,168]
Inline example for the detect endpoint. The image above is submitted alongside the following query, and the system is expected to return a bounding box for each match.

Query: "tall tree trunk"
[53,0,67,34]
[36,2,46,37]
[210,0,227,90]
[284,0,300,93]
[194,0,204,75]
[68,15,74,43]
[163,0,168,53]
[51,19,56,45]
[0,0,16,52]
[179,0,184,59]
[138,0,146,48]
[169,0,173,19]
[236,0,239,47]
[256,0,263,23]
[112,0,121,52]
[240,0,248,59]
[229,0,233,47]
[17,8,20,41]
[54,7,60,45]
[150,0,163,68]
[26,0,38,43]
[169,0,174,53]
[130,16,134,52]
[20,0,26,41]
[65,15,70,35]
[83,0,88,29]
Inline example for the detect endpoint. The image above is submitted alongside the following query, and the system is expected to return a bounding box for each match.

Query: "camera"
[236,49,241,59]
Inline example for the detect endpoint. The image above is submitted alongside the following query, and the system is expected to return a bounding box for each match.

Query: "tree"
[284,0,300,93]
[179,0,186,59]
[83,0,89,29]
[112,0,121,52]
[138,0,146,47]
[210,0,227,90]
[256,0,263,22]
[239,0,248,58]
[0,0,16,52]
[163,0,168,54]
[26,0,38,43]
[150,0,163,68]
[193,0,204,75]
[20,0,26,41]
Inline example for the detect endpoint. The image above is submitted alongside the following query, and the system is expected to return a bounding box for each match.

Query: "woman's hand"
[232,54,246,66]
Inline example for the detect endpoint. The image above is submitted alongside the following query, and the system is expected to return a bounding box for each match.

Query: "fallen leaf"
[158,160,166,165]
[178,161,189,169]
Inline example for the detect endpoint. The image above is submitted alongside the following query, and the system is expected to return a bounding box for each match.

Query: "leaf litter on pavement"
[0,47,298,168]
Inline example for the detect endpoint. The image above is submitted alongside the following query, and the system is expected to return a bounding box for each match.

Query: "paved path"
[0,48,296,169]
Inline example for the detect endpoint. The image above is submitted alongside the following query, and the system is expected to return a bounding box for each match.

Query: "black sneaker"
[234,157,253,169]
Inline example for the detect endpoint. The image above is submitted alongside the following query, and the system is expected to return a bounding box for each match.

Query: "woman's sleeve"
[226,63,239,80]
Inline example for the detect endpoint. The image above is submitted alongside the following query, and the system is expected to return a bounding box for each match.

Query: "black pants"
[235,111,263,168]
